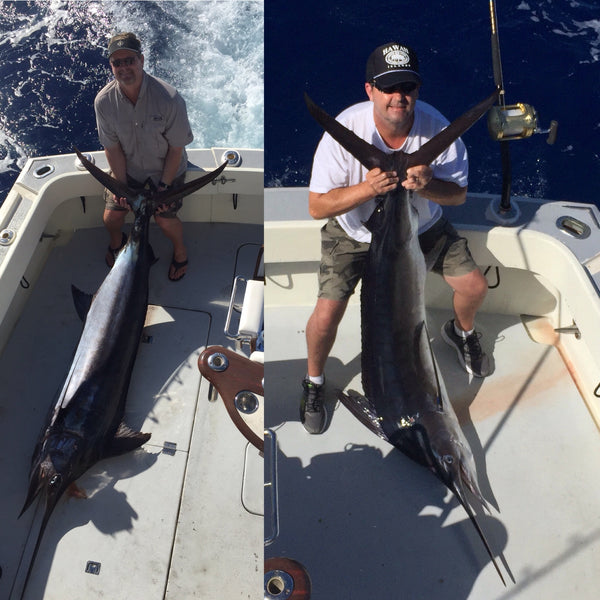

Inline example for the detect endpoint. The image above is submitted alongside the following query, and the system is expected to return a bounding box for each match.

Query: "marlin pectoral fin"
[304,93,390,171]
[337,389,389,441]
[74,147,136,201]
[105,423,151,457]
[71,285,94,322]
[413,320,444,410]
[407,89,500,170]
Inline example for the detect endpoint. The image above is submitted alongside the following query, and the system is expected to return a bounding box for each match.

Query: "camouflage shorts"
[104,172,186,219]
[317,216,478,301]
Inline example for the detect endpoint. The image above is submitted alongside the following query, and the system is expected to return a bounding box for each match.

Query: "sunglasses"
[110,56,137,68]
[373,81,419,95]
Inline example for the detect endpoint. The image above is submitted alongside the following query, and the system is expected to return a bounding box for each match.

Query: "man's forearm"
[308,181,378,220]
[104,144,128,183]
[309,166,403,219]
[309,176,467,220]
[420,179,467,206]
[160,146,184,186]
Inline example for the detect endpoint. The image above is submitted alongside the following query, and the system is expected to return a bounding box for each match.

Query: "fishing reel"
[485,0,559,226]
[487,101,558,144]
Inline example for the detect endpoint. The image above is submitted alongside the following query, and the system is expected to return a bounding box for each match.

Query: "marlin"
[17,149,226,596]
[305,90,508,584]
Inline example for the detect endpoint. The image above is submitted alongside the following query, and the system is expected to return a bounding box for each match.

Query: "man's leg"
[306,297,349,378]
[442,268,491,377]
[301,219,367,433]
[155,214,188,281]
[103,207,128,267]
[444,268,488,333]
[301,297,348,434]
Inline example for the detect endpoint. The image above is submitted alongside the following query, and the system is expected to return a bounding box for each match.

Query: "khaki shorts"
[104,172,185,219]
[318,216,478,301]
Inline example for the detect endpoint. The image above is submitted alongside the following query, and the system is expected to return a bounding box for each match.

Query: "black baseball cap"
[108,33,142,58]
[366,43,421,87]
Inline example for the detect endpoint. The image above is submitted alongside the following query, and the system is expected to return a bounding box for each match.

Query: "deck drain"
[85,561,101,575]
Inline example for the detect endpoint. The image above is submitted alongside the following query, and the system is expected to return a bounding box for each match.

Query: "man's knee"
[103,208,127,229]
[312,298,348,330]
[446,268,488,300]
[470,269,489,298]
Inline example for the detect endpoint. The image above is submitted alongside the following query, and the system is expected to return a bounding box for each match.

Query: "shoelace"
[304,382,323,412]
[462,331,483,358]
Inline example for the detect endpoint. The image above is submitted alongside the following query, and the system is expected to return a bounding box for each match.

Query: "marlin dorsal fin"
[71,285,94,322]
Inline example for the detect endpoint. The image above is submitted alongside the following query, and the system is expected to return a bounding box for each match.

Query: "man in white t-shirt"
[301,42,491,434]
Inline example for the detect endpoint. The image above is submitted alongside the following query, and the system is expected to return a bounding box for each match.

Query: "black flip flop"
[168,256,188,281]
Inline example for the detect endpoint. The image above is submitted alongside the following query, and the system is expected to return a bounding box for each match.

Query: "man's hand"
[113,195,131,211]
[365,167,399,196]
[402,165,433,192]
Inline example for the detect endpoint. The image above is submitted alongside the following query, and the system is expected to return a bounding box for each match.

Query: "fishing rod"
[486,0,558,223]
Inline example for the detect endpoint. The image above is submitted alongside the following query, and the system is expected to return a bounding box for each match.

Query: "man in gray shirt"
[95,32,194,280]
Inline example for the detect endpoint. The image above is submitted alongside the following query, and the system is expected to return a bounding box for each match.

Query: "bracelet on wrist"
[158,180,171,190]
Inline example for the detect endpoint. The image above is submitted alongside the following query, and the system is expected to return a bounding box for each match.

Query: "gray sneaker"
[441,319,491,377]
[300,378,328,434]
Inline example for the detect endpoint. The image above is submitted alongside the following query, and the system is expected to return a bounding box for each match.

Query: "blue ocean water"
[265,0,600,205]
[2,2,599,205]
[0,0,263,202]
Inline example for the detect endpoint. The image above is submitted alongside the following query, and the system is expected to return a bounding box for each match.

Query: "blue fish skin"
[306,90,507,584]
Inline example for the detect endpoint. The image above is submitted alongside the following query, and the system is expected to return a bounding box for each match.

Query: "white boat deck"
[265,300,600,599]
[0,220,263,599]
[264,186,600,599]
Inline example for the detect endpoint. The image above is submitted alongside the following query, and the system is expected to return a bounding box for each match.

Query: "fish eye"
[443,455,454,465]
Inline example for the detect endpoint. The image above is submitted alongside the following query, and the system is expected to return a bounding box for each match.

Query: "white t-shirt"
[309,100,468,243]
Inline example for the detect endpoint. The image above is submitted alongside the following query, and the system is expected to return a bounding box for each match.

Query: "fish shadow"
[269,442,508,599]
[427,310,510,514]
[17,449,158,599]
[266,339,511,597]
[77,449,160,533]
